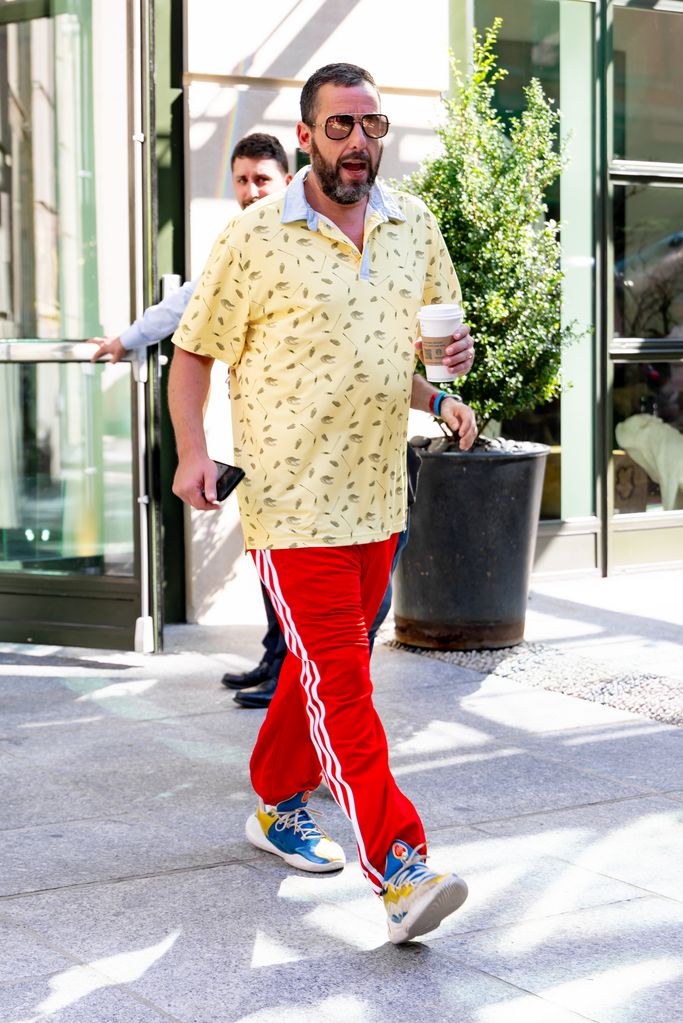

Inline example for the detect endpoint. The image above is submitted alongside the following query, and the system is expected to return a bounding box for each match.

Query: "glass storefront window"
[613,6,683,165]
[474,1,561,219]
[0,4,132,340]
[474,2,560,122]
[614,182,683,340]
[613,361,683,514]
[0,361,134,575]
[474,2,563,522]
[473,1,595,521]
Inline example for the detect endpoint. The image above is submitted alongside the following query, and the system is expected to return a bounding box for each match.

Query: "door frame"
[597,0,683,573]
[0,0,163,651]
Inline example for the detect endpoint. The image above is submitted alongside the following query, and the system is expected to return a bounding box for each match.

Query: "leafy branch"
[403,19,583,431]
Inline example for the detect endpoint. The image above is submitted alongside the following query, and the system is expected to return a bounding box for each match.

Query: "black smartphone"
[207,460,245,502]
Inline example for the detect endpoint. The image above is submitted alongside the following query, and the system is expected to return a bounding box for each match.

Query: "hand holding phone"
[202,460,245,503]
[214,460,245,501]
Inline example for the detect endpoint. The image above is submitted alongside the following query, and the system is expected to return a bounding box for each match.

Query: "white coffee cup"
[417,303,464,382]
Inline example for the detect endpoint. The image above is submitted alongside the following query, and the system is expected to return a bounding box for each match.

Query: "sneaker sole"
[245,813,345,873]
[388,875,469,944]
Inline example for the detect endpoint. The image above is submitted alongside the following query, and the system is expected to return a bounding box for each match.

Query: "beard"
[309,138,383,205]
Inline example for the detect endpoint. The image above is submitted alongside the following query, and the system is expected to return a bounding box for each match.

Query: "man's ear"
[285,174,293,184]
[296,120,312,153]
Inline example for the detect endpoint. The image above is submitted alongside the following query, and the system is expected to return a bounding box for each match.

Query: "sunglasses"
[311,113,390,141]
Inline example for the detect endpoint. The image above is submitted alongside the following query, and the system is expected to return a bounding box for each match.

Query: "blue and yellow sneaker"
[382,839,468,943]
[245,791,345,873]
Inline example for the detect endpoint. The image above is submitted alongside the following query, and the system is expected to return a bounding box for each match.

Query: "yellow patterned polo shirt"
[173,168,461,549]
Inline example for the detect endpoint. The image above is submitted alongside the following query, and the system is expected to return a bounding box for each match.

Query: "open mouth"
[340,159,368,176]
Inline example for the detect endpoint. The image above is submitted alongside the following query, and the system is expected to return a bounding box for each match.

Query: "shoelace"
[385,843,433,889]
[273,806,323,840]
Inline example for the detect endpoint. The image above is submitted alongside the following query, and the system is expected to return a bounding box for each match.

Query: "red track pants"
[249,538,426,893]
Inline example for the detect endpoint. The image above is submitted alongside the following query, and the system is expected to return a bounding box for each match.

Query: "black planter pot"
[394,437,549,650]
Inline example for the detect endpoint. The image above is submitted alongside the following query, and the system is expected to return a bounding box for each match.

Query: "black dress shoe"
[221,660,273,690]
[233,675,278,708]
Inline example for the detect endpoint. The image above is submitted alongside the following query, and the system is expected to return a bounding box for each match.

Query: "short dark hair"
[300,63,379,125]
[230,133,289,175]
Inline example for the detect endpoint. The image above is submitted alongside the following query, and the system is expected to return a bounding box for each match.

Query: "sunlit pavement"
[1,570,682,1023]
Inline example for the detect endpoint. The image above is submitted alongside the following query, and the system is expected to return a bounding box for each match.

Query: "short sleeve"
[422,210,462,308]
[172,221,250,367]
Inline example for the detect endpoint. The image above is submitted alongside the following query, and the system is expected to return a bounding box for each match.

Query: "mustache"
[337,149,373,167]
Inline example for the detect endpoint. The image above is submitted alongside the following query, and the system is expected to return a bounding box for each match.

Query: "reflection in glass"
[501,399,561,521]
[474,1,564,521]
[613,362,683,514]
[0,7,131,340]
[613,7,683,164]
[475,1,561,222]
[614,183,683,340]
[0,362,134,574]
[475,2,560,119]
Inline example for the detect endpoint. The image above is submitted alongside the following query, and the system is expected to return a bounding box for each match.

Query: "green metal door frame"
[154,0,186,625]
[596,0,612,574]
[0,0,165,651]
[597,0,683,574]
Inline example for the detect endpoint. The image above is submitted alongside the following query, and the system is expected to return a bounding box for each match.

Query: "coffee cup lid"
[418,303,463,319]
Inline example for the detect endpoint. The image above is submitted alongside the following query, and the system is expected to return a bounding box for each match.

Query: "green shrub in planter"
[402,18,582,431]
[393,21,585,649]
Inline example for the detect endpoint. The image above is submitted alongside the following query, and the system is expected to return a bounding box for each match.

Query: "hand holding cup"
[417,304,471,382]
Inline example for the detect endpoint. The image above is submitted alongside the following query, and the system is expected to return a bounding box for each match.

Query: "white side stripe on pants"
[255,549,385,893]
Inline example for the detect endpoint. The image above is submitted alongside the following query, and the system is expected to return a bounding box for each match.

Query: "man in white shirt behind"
[88,133,293,363]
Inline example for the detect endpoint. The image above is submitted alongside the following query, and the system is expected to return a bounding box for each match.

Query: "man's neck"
[303,171,369,251]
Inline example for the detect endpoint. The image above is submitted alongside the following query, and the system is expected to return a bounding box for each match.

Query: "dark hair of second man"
[231,133,289,175]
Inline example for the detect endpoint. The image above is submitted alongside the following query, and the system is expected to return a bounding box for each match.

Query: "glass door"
[602,0,683,568]
[0,0,161,649]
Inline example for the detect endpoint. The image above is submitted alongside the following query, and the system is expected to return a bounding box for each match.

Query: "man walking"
[169,64,473,943]
[89,127,474,711]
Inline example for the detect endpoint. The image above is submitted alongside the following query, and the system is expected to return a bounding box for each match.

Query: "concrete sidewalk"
[1,571,682,1023]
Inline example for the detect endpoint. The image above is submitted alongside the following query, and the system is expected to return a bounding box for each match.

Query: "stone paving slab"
[0,980,175,1023]
[0,815,248,900]
[1,627,681,1023]
[248,829,651,942]
[473,793,683,903]
[2,713,255,808]
[439,895,683,1023]
[371,642,487,693]
[0,869,597,1023]
[0,755,119,833]
[143,947,598,1023]
[392,743,649,829]
[0,647,264,730]
[373,662,644,745]
[389,640,683,727]
[0,919,74,987]
[451,678,646,735]
[514,720,683,792]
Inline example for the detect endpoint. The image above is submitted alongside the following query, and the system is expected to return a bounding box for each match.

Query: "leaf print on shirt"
[175,186,456,548]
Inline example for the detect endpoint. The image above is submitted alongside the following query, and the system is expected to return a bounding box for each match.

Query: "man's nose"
[248,181,260,197]
[348,121,367,146]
